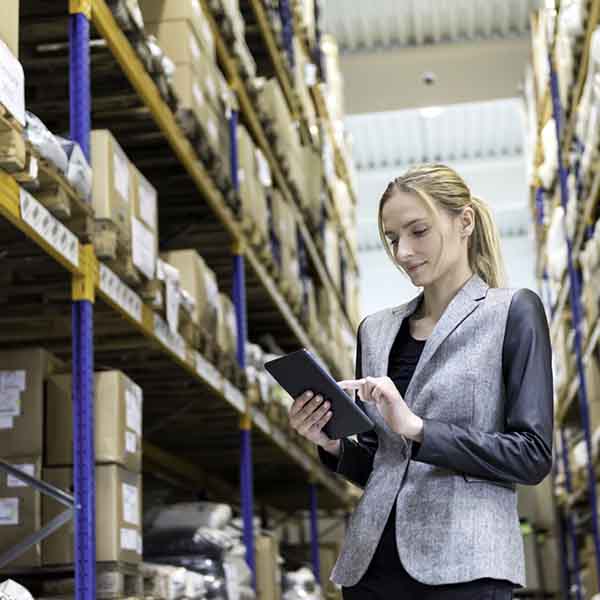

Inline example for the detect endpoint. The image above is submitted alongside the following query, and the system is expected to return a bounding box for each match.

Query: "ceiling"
[321,0,537,246]
[322,0,541,51]
[345,98,525,172]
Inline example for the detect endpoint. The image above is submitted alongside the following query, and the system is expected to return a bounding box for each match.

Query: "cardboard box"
[43,465,142,565]
[172,65,222,151]
[0,458,42,569]
[91,130,133,241]
[323,223,341,288]
[0,1,19,59]
[217,293,238,359]
[145,19,214,69]
[141,1,215,62]
[0,348,63,458]
[161,250,220,335]
[46,371,143,473]
[129,164,158,280]
[237,125,269,241]
[0,39,25,127]
[258,79,300,155]
[300,146,323,223]
[270,188,297,252]
[255,534,281,600]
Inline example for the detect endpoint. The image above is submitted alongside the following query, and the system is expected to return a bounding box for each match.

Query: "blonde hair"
[378,164,506,288]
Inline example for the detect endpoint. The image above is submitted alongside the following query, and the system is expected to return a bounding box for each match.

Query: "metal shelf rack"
[0,0,361,594]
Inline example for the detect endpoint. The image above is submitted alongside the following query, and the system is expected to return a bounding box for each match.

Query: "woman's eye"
[413,229,428,237]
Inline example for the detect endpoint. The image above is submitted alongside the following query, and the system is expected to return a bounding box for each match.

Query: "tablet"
[264,349,374,439]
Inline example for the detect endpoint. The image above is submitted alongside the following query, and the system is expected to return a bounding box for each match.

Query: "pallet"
[94,220,142,288]
[3,562,142,599]
[20,142,94,242]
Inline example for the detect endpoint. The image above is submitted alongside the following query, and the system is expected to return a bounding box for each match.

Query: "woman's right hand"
[289,390,338,453]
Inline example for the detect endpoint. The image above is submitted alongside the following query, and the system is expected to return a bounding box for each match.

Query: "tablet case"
[264,349,374,439]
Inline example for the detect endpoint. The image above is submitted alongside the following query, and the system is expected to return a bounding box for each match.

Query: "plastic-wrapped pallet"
[0,580,34,600]
[141,562,188,599]
[282,566,323,600]
[537,119,558,190]
[24,112,68,175]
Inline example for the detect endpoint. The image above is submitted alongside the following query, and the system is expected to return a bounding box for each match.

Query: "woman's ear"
[461,206,475,238]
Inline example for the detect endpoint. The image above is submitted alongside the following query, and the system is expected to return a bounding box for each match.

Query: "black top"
[388,316,427,397]
[319,288,553,489]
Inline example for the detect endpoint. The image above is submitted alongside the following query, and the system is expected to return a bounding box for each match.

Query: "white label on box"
[207,118,218,145]
[122,483,139,525]
[125,431,137,454]
[305,63,318,87]
[0,389,20,416]
[0,416,14,429]
[195,352,222,391]
[138,177,157,231]
[126,386,142,436]
[255,149,272,186]
[120,527,138,551]
[0,498,19,525]
[7,464,35,487]
[237,168,245,183]
[20,189,79,268]
[165,278,180,334]
[0,40,25,126]
[113,149,130,204]
[0,371,25,392]
[131,217,156,280]
[206,77,217,103]
[192,83,205,108]
[153,315,187,361]
[190,35,200,61]
[191,0,202,16]
[99,264,143,323]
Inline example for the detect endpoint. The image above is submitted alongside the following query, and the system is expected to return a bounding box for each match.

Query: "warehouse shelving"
[530,1,600,596]
[201,0,359,333]
[0,165,352,508]
[0,1,361,595]
[245,0,360,274]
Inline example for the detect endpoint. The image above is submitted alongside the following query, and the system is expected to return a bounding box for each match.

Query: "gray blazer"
[321,274,553,588]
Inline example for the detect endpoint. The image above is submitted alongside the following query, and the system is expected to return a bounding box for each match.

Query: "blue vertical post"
[230,110,255,587]
[70,5,95,600]
[559,429,583,599]
[549,56,600,583]
[279,0,295,69]
[309,483,320,584]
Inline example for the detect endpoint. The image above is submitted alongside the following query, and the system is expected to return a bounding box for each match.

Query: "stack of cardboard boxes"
[91,129,159,288]
[141,0,231,178]
[44,372,144,565]
[236,124,270,246]
[269,189,304,307]
[0,350,62,570]
[161,249,238,364]
[0,350,143,571]
[0,1,24,131]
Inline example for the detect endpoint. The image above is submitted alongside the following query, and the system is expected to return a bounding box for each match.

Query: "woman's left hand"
[338,376,424,442]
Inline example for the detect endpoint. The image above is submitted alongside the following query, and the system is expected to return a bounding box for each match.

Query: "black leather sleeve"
[411,289,554,485]
[318,318,380,488]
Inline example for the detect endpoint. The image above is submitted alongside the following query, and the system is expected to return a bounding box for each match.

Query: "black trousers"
[342,507,514,600]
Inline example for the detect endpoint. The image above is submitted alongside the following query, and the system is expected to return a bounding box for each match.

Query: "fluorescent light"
[419,106,445,119]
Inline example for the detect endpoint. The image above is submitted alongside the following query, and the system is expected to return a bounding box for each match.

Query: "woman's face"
[381,190,469,287]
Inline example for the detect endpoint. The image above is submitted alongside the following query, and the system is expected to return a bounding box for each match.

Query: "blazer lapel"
[403,274,489,404]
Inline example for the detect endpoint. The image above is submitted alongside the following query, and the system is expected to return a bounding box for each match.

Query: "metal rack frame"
[0,0,367,594]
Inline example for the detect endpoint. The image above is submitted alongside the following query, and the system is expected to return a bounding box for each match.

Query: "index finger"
[337,379,365,391]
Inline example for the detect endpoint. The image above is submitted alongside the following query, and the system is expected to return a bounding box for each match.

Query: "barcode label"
[99,264,143,322]
[20,189,79,268]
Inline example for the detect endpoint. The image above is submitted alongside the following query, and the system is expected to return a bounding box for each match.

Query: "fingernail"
[324,401,330,409]
[316,395,322,402]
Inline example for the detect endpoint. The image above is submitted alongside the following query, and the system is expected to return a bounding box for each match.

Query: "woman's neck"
[420,266,474,323]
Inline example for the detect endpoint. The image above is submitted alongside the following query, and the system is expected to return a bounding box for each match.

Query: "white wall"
[356,157,537,318]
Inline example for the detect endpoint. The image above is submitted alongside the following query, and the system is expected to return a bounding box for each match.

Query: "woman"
[289,164,553,600]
